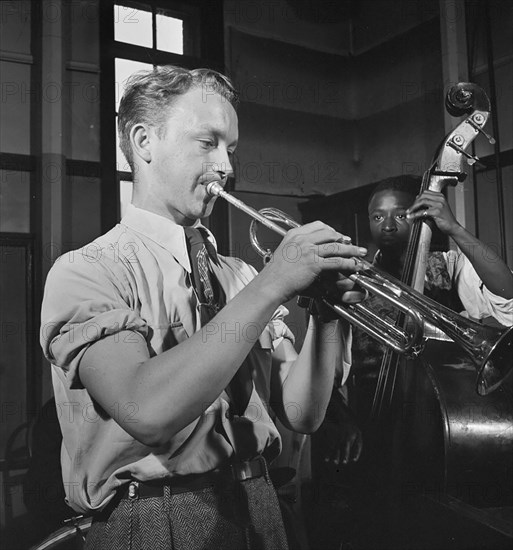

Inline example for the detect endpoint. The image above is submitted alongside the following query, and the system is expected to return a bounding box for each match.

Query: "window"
[114,4,186,55]
[113,2,198,216]
[115,57,153,176]
[115,5,153,48]
[156,13,184,54]
[100,0,227,245]
[0,169,31,233]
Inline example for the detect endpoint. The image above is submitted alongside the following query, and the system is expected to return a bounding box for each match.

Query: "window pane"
[69,70,100,161]
[156,14,183,54]
[70,175,101,249]
[475,166,513,269]
[115,57,153,111]
[115,58,153,170]
[0,170,30,232]
[120,180,133,219]
[0,243,28,455]
[114,3,152,48]
[116,130,131,173]
[0,62,31,154]
[0,0,31,55]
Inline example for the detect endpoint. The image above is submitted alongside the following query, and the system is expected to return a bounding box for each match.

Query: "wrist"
[446,222,466,240]
[252,268,289,307]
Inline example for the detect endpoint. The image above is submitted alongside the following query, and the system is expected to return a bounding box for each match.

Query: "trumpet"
[205,180,513,396]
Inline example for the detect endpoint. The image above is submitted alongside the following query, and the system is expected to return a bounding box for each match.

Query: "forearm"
[449,224,513,299]
[407,190,513,299]
[279,317,343,433]
[81,274,283,446]
[79,222,366,446]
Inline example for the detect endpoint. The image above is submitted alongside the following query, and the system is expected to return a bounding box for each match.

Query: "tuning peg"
[466,115,496,145]
[448,138,480,165]
[432,170,467,182]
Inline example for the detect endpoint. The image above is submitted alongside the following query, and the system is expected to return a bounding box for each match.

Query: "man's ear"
[130,123,153,164]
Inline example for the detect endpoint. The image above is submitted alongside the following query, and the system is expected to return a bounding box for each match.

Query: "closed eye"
[199,139,215,149]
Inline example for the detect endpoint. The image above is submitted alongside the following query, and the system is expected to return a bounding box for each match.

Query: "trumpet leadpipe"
[206,181,288,236]
[205,180,351,244]
[204,179,425,356]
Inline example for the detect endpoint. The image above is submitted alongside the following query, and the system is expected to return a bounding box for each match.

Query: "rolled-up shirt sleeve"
[265,305,296,350]
[239,259,353,384]
[41,251,148,388]
[336,322,353,387]
[228,260,296,350]
[447,250,513,327]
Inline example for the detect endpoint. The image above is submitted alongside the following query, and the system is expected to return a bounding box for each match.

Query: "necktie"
[184,226,252,416]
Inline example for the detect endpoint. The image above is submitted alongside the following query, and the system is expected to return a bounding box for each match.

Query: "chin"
[380,242,403,254]
[201,198,217,218]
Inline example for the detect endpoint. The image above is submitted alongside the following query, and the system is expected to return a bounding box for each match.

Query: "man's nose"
[382,216,397,232]
[211,151,233,179]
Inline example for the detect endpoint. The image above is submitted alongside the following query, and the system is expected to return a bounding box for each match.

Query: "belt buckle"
[231,461,250,481]
[231,457,264,482]
[128,480,139,499]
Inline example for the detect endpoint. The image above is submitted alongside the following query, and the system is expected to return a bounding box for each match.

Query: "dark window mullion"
[100,1,119,230]
[0,153,36,172]
[152,4,157,52]
[112,42,199,68]
[118,170,132,181]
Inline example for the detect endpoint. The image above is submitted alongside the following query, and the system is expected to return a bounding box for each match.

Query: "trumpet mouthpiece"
[205,180,224,197]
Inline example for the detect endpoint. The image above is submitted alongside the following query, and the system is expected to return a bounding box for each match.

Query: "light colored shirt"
[40,205,297,514]
[443,249,513,326]
[353,249,513,368]
[373,249,513,326]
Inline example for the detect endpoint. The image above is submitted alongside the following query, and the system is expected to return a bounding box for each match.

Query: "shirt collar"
[120,204,219,273]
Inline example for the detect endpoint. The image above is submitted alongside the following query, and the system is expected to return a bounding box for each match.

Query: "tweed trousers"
[84,473,289,550]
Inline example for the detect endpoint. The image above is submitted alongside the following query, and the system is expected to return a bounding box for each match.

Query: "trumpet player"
[40,65,368,550]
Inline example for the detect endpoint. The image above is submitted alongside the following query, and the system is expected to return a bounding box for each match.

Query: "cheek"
[398,224,411,239]
[370,226,380,241]
[153,150,175,177]
[155,152,193,185]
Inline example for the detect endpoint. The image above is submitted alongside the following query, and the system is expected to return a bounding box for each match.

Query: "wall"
[1,1,38,469]
[223,0,445,344]
[0,0,101,462]
[0,0,101,270]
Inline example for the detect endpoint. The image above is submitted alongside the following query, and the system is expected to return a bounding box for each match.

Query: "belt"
[119,457,269,500]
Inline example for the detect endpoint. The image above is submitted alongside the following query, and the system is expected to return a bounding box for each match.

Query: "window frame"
[99,0,228,252]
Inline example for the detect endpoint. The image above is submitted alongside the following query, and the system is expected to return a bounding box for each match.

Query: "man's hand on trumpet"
[257,221,368,306]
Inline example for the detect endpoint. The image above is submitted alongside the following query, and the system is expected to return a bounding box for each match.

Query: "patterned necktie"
[184,226,221,324]
[184,226,252,416]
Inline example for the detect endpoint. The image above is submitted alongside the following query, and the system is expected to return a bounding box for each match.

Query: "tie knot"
[184,226,205,247]
[184,226,218,264]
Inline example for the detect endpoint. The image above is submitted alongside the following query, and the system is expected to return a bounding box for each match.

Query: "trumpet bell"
[477,326,513,396]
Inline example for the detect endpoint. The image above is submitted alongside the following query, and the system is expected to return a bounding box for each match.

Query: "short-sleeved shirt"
[40,205,297,514]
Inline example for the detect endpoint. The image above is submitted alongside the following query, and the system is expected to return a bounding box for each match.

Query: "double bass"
[369,83,512,532]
